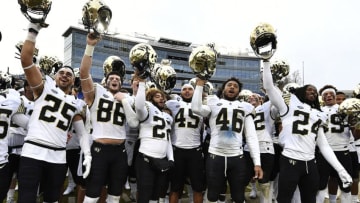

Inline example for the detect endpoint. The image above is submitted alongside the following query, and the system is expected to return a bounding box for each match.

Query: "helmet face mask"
[250,23,277,60]
[18,0,52,26]
[82,0,112,34]
[189,44,217,80]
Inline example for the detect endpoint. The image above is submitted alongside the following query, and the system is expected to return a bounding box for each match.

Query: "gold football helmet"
[145,81,157,91]
[189,77,213,95]
[103,56,125,77]
[250,23,277,60]
[270,59,290,83]
[282,82,300,94]
[338,98,360,116]
[338,98,360,128]
[155,59,176,94]
[38,55,62,76]
[353,83,360,98]
[15,41,39,63]
[239,89,253,102]
[129,43,157,78]
[18,0,52,26]
[82,0,112,34]
[189,44,217,80]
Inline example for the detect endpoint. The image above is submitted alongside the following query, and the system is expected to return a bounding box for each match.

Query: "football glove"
[82,154,92,179]
[338,169,352,188]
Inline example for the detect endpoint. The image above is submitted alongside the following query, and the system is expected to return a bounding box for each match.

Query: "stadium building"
[62,26,262,94]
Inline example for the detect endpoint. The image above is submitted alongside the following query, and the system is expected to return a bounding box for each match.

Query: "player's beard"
[182,97,192,103]
[223,93,237,101]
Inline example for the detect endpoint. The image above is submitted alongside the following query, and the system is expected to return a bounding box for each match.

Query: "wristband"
[26,32,37,43]
[84,45,95,57]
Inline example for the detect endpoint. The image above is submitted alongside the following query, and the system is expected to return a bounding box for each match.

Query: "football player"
[245,93,276,203]
[79,33,138,203]
[166,84,205,203]
[134,74,174,203]
[316,85,353,203]
[191,77,263,203]
[18,22,92,203]
[6,80,34,203]
[262,60,352,203]
[0,89,29,202]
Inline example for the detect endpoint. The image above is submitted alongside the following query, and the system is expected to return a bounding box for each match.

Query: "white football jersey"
[0,89,23,164]
[166,99,203,149]
[89,84,129,140]
[321,104,351,151]
[7,95,34,155]
[206,96,254,157]
[138,102,173,159]
[244,101,275,154]
[280,94,326,161]
[22,76,87,164]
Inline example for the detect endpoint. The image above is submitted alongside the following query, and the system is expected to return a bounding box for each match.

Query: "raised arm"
[191,78,211,117]
[262,61,288,115]
[20,23,45,98]
[79,33,100,105]
[135,81,149,122]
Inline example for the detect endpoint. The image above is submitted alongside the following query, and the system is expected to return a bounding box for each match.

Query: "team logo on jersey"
[217,103,223,106]
[176,105,180,108]
[166,119,171,124]
[94,147,101,152]
[103,94,109,98]
[297,106,304,109]
[51,89,58,94]
[155,111,159,114]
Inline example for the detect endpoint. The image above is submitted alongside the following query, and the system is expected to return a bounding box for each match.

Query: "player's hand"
[253,165,263,180]
[338,169,352,188]
[82,154,92,178]
[28,22,43,34]
[87,32,101,46]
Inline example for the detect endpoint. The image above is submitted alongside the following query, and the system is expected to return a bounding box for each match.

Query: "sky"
[1,0,359,90]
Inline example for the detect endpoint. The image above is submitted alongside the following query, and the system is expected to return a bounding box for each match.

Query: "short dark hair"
[105,71,123,84]
[216,77,243,98]
[319,84,337,96]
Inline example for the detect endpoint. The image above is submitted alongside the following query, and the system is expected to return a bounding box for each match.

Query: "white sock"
[83,196,99,203]
[7,189,15,201]
[352,195,359,202]
[316,189,326,203]
[251,182,257,191]
[107,194,121,203]
[329,194,337,203]
[340,192,351,203]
